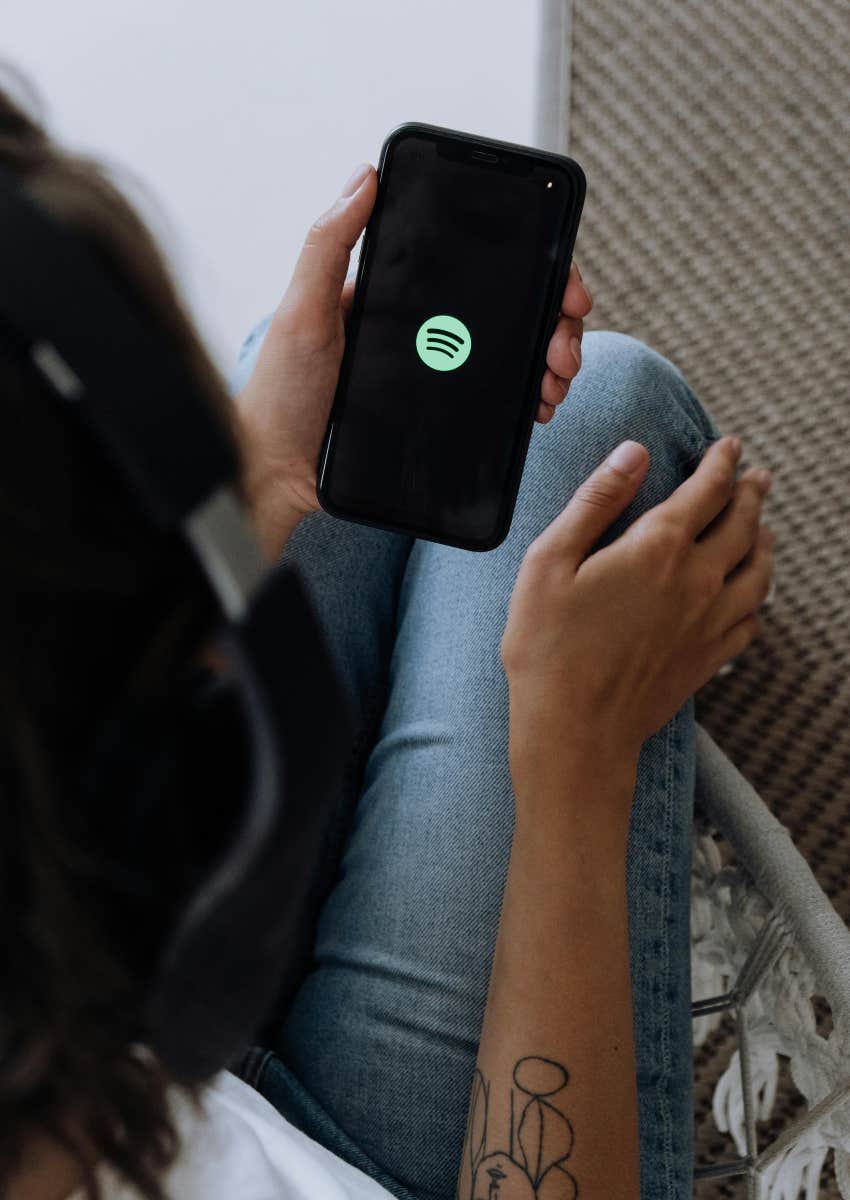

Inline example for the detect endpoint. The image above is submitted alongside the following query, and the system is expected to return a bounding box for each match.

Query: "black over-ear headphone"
[0,168,355,1083]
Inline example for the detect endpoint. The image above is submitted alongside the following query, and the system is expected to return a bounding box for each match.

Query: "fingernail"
[608,440,646,475]
[341,162,371,198]
[755,468,773,493]
[729,436,742,458]
[573,261,592,305]
[570,336,582,370]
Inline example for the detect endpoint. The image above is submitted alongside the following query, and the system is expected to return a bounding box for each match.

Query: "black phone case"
[316,121,586,552]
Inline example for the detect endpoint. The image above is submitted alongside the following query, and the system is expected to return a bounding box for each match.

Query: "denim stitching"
[658,712,677,1198]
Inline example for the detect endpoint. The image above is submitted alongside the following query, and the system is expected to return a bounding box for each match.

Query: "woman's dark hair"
[0,68,251,1198]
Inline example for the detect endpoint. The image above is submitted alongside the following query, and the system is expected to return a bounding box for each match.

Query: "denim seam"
[680,432,716,474]
[658,714,676,1197]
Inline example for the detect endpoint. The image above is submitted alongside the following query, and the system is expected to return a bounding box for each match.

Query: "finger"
[561,259,593,318]
[705,612,762,679]
[546,316,583,379]
[341,276,357,319]
[536,399,557,424]
[532,440,650,568]
[658,436,742,540]
[280,163,377,328]
[699,466,772,574]
[710,525,775,636]
[541,367,570,407]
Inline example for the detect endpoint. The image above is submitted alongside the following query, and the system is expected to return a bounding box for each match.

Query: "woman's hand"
[538,259,592,422]
[233,162,377,558]
[234,159,593,558]
[501,436,774,816]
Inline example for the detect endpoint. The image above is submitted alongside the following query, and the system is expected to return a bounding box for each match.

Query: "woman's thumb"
[281,163,376,327]
[539,441,650,567]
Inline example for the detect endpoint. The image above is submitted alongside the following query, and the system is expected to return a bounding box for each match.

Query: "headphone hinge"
[185,487,266,622]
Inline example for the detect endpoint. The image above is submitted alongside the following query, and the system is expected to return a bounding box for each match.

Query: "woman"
[0,77,773,1200]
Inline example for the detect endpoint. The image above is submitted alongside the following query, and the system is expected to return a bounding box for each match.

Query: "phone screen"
[319,126,583,550]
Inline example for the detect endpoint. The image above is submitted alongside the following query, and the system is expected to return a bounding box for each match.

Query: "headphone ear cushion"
[73,563,357,1085]
[143,665,293,1084]
[74,661,247,986]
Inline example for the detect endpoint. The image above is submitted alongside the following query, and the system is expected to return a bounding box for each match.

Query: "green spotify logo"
[415,314,472,371]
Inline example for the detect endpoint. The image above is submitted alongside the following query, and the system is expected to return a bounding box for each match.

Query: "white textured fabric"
[692,727,850,1199]
[67,1071,393,1200]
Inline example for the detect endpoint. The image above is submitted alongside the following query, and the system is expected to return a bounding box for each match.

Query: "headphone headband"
[0,164,356,1080]
[0,168,265,620]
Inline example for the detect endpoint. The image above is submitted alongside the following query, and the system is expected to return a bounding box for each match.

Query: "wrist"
[235,423,315,562]
[247,480,308,563]
[510,739,638,857]
[509,812,631,915]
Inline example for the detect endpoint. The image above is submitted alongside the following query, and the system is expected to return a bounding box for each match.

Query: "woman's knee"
[518,331,725,549]
[526,330,721,520]
[576,330,718,446]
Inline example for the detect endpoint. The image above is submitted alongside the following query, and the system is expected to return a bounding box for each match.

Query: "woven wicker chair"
[692,726,850,1197]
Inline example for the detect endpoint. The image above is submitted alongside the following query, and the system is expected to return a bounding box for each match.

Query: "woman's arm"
[457,750,639,1200]
[456,435,774,1199]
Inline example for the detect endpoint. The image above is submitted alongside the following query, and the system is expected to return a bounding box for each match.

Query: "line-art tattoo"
[457,1056,578,1199]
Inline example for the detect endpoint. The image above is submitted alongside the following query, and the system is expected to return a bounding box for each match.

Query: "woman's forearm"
[234,403,311,563]
[456,751,640,1200]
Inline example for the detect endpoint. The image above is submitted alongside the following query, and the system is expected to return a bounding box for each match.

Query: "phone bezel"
[316,121,586,552]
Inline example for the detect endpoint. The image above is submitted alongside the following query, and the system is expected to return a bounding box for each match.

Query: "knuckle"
[500,616,534,674]
[645,516,686,560]
[272,303,330,350]
[693,560,724,601]
[706,464,734,498]
[500,642,525,680]
[523,535,555,572]
[739,612,761,647]
[271,300,311,341]
[757,564,773,603]
[499,631,518,672]
[306,218,327,245]
[738,484,764,522]
[308,207,337,238]
[579,479,622,510]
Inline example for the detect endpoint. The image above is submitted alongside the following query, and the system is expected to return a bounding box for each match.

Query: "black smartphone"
[317,122,586,552]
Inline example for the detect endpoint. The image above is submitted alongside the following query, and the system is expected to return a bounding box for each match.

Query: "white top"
[68,1070,395,1199]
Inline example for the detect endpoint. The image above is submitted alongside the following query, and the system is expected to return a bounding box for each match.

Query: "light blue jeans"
[228,326,721,1200]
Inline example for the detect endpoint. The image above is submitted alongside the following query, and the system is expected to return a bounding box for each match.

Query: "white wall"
[3,0,539,382]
